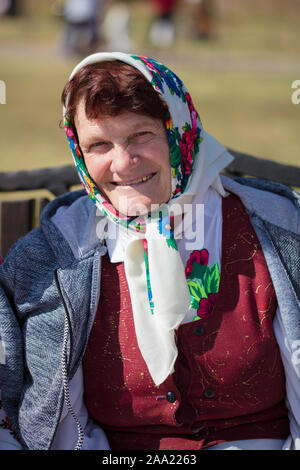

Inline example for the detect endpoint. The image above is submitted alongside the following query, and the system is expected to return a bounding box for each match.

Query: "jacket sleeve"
[0,251,21,449]
[0,388,23,450]
[0,248,25,448]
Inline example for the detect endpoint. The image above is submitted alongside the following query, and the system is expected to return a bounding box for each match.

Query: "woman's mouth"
[112,173,155,187]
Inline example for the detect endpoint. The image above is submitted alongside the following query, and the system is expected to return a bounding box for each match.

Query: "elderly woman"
[0,52,299,451]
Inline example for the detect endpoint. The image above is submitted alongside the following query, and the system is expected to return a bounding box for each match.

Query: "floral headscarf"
[64,54,202,228]
[64,52,233,385]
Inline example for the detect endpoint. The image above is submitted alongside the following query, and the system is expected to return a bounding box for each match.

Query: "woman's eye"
[89,141,108,152]
[131,132,152,143]
[94,142,106,148]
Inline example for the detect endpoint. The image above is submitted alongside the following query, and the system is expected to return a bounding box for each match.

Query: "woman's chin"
[114,197,161,217]
[118,202,153,217]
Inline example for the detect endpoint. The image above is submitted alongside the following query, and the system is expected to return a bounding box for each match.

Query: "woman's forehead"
[75,104,164,135]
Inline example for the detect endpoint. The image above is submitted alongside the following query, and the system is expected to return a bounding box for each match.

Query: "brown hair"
[61,60,168,128]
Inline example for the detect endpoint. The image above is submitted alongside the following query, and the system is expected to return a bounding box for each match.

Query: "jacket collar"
[40,190,106,266]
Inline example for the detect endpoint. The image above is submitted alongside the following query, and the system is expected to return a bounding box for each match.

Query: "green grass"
[0,0,299,177]
[0,59,73,171]
[179,68,300,165]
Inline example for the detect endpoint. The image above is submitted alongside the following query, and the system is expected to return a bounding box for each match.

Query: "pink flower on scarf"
[65,126,76,139]
[138,56,163,78]
[102,200,119,217]
[173,186,181,196]
[180,92,199,177]
[75,144,82,159]
[180,128,197,176]
[186,92,199,133]
[186,91,196,114]
[185,249,209,277]
[197,293,218,318]
[102,200,130,220]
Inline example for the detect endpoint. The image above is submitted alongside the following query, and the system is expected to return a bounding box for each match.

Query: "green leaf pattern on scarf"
[185,249,220,321]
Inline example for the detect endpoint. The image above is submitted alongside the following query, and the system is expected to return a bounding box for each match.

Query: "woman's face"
[75,100,172,216]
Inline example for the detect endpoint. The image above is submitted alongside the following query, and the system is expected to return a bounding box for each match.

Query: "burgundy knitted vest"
[82,193,289,450]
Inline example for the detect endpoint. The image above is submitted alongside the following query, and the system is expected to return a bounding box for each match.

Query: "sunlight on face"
[75,102,172,216]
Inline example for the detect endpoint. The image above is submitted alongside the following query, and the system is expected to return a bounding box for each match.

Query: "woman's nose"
[110,144,139,173]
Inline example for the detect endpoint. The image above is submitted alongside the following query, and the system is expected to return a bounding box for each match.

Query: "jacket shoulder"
[0,192,89,289]
[2,226,53,271]
[222,175,300,235]
[233,177,300,210]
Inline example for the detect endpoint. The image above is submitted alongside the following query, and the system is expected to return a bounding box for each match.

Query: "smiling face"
[75,100,172,216]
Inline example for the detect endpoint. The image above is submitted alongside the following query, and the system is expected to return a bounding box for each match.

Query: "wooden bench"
[0,150,300,258]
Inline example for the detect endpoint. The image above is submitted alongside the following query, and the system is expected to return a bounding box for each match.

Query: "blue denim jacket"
[0,176,299,450]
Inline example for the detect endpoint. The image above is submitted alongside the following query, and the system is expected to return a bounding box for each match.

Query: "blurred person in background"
[102,0,133,51]
[191,0,214,39]
[61,0,102,57]
[0,52,299,451]
[148,0,177,48]
[0,0,20,16]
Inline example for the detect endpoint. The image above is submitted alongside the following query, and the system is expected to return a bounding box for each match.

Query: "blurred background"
[0,0,299,179]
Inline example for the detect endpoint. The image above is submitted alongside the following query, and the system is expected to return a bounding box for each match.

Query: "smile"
[112,173,155,186]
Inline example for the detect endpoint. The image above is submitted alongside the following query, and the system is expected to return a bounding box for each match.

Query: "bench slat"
[226,150,300,188]
[1,200,34,257]
[38,198,51,216]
